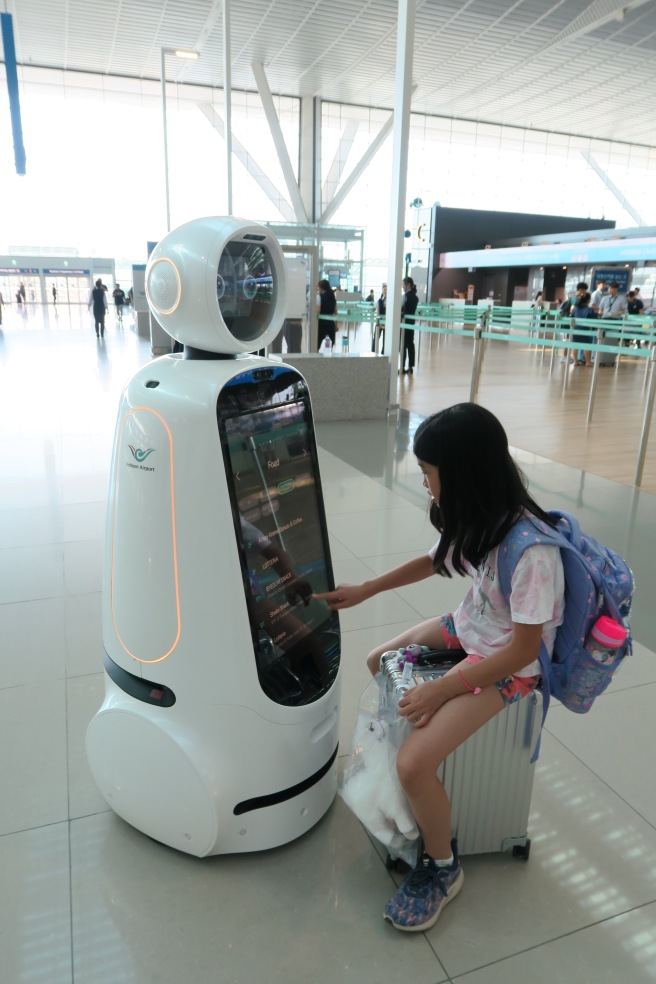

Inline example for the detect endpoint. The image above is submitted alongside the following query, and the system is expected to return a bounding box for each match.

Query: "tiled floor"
[1,304,655,983]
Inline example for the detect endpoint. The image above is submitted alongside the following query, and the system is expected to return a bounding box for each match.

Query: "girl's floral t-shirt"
[429,540,565,676]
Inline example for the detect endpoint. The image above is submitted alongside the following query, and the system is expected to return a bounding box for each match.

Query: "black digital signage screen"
[218,369,340,705]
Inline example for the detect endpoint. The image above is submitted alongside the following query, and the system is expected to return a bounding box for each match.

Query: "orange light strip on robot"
[110,406,181,663]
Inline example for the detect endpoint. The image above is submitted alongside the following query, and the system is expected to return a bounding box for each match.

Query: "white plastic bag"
[339,674,420,866]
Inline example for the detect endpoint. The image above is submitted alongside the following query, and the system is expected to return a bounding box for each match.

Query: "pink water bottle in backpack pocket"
[586,616,628,664]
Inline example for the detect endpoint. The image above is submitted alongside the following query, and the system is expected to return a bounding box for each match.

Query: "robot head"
[145,216,287,354]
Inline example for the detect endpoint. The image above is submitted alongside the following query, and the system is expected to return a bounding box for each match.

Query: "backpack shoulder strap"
[496,514,566,600]
[496,513,570,763]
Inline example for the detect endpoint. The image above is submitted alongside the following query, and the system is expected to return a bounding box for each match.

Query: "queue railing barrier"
[320,300,656,486]
[406,304,656,487]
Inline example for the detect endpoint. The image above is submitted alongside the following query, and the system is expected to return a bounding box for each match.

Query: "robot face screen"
[218,370,340,706]
[216,240,276,342]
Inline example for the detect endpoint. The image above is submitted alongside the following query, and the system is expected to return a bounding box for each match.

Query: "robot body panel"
[87,679,339,857]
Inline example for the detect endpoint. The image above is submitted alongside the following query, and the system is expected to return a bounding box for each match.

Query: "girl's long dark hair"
[413,403,556,576]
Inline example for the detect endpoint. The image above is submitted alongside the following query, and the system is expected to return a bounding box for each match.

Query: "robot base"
[86,676,340,858]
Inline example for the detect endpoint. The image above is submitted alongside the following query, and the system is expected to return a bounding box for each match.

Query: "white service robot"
[86,216,341,857]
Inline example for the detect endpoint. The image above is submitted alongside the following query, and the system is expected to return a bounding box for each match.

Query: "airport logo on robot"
[127,445,156,471]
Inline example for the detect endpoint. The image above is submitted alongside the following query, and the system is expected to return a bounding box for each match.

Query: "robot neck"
[183,346,238,360]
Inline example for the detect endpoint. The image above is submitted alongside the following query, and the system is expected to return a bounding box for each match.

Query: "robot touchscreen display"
[223,400,339,705]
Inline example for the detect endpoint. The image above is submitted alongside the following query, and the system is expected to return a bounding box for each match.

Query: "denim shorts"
[438,613,540,706]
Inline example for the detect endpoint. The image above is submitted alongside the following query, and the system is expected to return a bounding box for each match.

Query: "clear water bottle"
[400,654,418,685]
[586,616,628,663]
[321,335,333,356]
[398,644,423,684]
[341,334,349,354]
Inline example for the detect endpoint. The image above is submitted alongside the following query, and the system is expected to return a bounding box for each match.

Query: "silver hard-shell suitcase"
[380,649,541,860]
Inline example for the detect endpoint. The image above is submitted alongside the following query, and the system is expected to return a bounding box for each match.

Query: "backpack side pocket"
[551,641,627,713]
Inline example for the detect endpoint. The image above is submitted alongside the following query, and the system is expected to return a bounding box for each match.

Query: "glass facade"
[2,67,655,292]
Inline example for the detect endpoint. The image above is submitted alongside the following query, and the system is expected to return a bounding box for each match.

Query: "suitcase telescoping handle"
[379,648,466,674]
[380,648,469,705]
[415,648,466,669]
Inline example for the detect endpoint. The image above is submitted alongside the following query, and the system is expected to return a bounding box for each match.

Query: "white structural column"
[160,47,200,232]
[161,48,172,232]
[252,61,309,224]
[223,0,233,215]
[384,0,416,407]
[299,96,316,221]
[313,98,322,222]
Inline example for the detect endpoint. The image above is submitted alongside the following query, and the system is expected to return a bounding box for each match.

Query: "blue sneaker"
[383,839,464,932]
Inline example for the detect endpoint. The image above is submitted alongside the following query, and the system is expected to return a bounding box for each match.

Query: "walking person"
[113,283,126,323]
[88,279,108,338]
[315,403,565,932]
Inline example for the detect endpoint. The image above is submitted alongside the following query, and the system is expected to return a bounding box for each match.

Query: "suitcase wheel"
[385,853,410,872]
[512,839,531,861]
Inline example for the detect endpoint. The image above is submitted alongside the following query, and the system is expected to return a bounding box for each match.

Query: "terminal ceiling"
[6,0,656,147]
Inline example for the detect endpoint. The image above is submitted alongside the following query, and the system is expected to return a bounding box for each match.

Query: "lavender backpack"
[497,510,634,760]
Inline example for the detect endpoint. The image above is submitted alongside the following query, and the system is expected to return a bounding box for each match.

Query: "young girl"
[316,403,565,933]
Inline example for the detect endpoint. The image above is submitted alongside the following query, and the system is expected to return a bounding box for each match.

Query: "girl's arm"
[314,553,435,610]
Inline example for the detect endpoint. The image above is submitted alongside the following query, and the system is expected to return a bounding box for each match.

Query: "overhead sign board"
[440,237,656,269]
